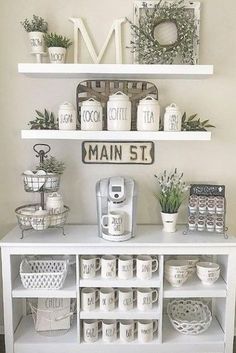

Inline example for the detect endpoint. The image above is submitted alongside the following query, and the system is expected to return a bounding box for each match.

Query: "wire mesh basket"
[29,298,76,336]
[20,259,68,289]
[15,204,70,231]
[167,299,212,335]
[22,172,61,193]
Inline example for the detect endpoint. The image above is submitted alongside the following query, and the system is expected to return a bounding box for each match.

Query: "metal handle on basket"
[55,312,74,321]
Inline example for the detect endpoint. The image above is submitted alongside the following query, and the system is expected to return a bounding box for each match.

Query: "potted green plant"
[44,33,72,64]
[28,109,58,130]
[154,169,189,233]
[36,156,65,190]
[21,15,48,54]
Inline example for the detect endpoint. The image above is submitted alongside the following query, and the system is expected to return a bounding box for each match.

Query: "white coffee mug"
[137,320,158,343]
[83,319,101,343]
[100,288,118,311]
[80,256,101,279]
[102,320,118,343]
[137,288,158,311]
[81,288,99,311]
[118,255,135,279]
[101,255,117,279]
[136,255,159,280]
[119,320,137,343]
[101,211,125,236]
[118,288,136,311]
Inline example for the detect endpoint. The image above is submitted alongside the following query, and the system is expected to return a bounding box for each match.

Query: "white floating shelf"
[18,63,213,79]
[12,273,76,298]
[21,130,211,141]
[162,315,224,353]
[80,304,160,319]
[163,275,227,298]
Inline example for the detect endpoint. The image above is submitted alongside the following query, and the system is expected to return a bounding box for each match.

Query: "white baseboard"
[0,325,3,334]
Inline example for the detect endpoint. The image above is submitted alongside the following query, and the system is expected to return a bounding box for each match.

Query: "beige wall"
[0,0,236,327]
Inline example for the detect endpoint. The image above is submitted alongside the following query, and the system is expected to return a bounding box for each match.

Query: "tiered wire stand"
[15,144,69,238]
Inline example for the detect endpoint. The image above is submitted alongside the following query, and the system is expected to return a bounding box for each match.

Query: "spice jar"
[164,103,182,132]
[58,102,77,130]
[137,96,160,131]
[81,98,103,131]
[107,91,131,131]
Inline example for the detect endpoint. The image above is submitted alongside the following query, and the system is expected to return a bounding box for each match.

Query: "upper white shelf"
[18,63,214,79]
[21,130,211,141]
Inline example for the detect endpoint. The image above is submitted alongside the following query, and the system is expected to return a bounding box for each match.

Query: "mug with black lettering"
[81,98,103,131]
[101,255,117,279]
[102,320,118,343]
[80,255,101,279]
[100,287,118,311]
[118,255,135,279]
[118,288,136,311]
[83,319,101,343]
[81,288,99,311]
[137,320,158,343]
[101,211,125,236]
[136,255,159,280]
[119,320,137,343]
[137,288,158,311]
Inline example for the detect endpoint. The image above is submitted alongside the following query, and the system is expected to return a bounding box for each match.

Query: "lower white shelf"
[80,303,160,319]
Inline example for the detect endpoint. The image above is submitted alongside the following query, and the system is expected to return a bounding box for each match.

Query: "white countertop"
[0,225,234,247]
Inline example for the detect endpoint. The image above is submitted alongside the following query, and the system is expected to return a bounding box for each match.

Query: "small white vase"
[28,31,45,54]
[48,47,66,64]
[161,212,178,233]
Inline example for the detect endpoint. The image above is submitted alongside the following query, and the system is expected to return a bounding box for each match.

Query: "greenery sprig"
[36,156,65,175]
[21,15,48,33]
[44,33,72,49]
[181,112,215,131]
[127,0,198,64]
[28,109,58,130]
[154,169,189,213]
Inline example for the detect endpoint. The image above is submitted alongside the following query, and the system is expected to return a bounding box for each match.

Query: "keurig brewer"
[96,176,137,241]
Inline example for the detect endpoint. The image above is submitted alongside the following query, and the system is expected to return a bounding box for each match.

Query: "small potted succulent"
[36,156,65,190]
[21,15,48,54]
[154,169,189,233]
[44,33,72,64]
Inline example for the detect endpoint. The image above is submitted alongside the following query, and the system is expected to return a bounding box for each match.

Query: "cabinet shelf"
[80,273,160,288]
[12,273,76,298]
[163,275,227,298]
[80,303,160,319]
[21,130,211,141]
[18,63,213,79]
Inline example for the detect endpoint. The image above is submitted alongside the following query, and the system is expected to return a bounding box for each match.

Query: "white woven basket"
[20,259,68,290]
[167,299,212,335]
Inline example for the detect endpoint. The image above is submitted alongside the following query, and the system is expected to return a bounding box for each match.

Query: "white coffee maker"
[96,176,137,241]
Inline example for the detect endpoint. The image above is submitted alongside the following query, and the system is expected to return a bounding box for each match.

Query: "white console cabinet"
[1,225,236,353]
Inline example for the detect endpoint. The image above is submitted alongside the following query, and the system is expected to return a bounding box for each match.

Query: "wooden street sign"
[190,184,225,196]
[82,141,154,164]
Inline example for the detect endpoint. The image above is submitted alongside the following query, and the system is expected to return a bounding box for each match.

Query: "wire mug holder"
[15,144,69,239]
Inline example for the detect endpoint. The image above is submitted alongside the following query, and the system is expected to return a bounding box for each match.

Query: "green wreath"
[127,0,198,65]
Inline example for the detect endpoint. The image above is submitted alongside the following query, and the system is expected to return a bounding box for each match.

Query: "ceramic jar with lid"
[58,102,77,130]
[107,91,131,131]
[137,96,160,131]
[46,192,64,215]
[81,98,103,131]
[31,207,50,231]
[164,103,182,132]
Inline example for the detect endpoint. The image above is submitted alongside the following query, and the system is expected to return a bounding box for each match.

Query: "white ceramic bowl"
[177,256,199,267]
[196,262,220,275]
[165,260,189,272]
[197,269,220,285]
[165,274,189,287]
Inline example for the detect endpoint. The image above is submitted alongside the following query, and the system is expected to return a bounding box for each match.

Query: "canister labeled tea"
[107,91,131,131]
[137,96,160,131]
[58,102,76,130]
[81,98,103,131]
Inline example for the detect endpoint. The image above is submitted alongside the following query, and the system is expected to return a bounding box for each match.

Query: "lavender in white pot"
[154,169,189,233]
[21,15,48,54]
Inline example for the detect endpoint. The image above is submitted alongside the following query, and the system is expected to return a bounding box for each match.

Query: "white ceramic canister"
[81,98,103,131]
[137,96,160,131]
[58,102,77,130]
[46,192,64,215]
[107,91,131,131]
[164,103,182,132]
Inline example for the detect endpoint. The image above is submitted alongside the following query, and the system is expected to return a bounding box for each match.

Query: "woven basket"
[167,299,212,335]
[20,259,68,290]
[22,172,61,193]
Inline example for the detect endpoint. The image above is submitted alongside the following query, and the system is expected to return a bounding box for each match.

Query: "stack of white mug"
[80,255,159,280]
[83,319,158,343]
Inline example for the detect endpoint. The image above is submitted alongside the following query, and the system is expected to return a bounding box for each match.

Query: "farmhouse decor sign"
[82,141,154,164]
